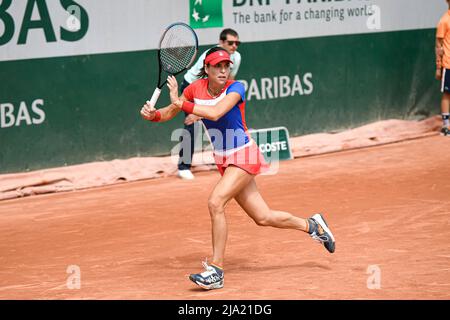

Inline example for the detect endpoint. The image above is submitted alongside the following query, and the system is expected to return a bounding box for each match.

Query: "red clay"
[1,135,449,299]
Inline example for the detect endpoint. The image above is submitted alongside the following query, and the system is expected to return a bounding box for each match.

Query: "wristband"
[150,110,161,122]
[181,101,195,114]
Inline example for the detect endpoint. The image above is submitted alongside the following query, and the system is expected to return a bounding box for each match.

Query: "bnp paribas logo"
[189,0,223,29]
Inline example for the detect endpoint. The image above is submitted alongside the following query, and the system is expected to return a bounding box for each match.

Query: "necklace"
[207,85,222,97]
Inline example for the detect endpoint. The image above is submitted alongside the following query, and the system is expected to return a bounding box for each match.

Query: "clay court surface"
[1,135,449,300]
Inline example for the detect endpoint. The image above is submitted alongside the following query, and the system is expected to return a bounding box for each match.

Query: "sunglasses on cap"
[226,40,241,46]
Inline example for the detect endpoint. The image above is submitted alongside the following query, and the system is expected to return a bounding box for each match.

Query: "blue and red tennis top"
[183,79,250,155]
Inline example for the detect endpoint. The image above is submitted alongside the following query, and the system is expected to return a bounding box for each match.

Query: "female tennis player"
[140,47,335,290]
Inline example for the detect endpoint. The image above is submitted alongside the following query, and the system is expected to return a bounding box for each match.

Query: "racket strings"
[160,26,197,74]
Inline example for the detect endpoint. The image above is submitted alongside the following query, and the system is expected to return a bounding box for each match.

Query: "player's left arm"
[167,76,243,121]
[187,93,241,121]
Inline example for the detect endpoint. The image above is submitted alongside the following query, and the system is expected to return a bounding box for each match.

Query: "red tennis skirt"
[213,141,269,176]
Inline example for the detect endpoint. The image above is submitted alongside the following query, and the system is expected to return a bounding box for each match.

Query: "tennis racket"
[148,22,199,108]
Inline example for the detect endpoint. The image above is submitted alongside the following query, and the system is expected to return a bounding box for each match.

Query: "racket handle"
[149,88,162,108]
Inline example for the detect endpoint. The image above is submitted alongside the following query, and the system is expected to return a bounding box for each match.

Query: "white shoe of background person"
[178,169,195,180]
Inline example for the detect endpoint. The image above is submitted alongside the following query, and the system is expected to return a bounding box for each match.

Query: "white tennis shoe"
[309,213,336,253]
[178,169,195,180]
[189,260,224,290]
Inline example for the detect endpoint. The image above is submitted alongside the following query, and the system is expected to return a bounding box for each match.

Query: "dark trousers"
[178,79,196,171]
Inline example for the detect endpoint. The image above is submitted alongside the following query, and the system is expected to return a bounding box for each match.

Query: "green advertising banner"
[189,0,223,29]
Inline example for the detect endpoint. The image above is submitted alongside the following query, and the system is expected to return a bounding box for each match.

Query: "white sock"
[443,113,450,127]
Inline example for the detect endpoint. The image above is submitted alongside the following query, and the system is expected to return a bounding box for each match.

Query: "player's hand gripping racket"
[148,22,198,108]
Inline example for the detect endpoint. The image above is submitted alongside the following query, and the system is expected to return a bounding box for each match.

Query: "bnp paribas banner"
[0,0,445,62]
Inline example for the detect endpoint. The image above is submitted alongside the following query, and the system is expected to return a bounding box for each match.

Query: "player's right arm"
[140,96,185,123]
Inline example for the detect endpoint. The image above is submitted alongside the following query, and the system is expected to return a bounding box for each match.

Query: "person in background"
[436,0,450,136]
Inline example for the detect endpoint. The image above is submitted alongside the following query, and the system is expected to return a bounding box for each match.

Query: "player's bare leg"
[234,179,308,230]
[234,179,335,253]
[208,166,253,266]
[189,165,252,290]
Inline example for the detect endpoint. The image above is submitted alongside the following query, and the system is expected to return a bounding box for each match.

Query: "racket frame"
[148,22,199,108]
